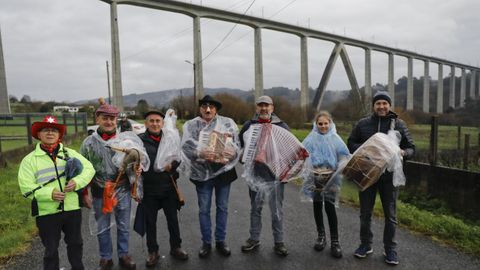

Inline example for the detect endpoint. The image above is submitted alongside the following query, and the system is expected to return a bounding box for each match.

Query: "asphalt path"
[5,166,480,270]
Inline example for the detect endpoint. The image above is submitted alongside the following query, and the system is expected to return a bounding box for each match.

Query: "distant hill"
[75,87,349,108]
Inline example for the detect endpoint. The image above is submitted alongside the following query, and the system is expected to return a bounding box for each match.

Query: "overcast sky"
[1,0,479,102]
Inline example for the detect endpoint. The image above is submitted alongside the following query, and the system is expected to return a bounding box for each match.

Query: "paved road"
[5,169,480,270]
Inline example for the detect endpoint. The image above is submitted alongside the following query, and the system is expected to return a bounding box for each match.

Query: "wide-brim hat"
[198,95,222,110]
[31,116,66,140]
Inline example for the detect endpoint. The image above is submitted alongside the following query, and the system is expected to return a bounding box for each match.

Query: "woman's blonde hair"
[314,110,332,123]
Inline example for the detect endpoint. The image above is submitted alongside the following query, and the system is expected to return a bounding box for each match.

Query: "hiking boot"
[330,241,342,258]
[145,252,159,267]
[170,248,189,260]
[97,258,113,270]
[119,255,136,270]
[314,235,327,251]
[354,245,373,258]
[384,250,399,265]
[198,243,212,258]
[273,242,289,257]
[241,239,260,252]
[216,242,232,257]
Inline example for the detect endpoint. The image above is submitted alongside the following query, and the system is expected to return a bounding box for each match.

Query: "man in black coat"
[347,91,415,266]
[138,111,188,267]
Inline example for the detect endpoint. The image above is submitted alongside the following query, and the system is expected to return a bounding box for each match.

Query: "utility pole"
[106,61,111,104]
[185,60,196,109]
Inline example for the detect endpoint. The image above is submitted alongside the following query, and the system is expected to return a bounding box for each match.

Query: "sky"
[1,0,479,103]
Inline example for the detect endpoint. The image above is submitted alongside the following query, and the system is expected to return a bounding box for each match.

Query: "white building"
[53,106,79,113]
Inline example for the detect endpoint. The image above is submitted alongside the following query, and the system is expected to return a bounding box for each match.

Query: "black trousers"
[143,191,181,252]
[36,209,84,270]
[313,199,338,240]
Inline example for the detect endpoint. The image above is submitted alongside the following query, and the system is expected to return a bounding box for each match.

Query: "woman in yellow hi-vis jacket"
[18,115,95,270]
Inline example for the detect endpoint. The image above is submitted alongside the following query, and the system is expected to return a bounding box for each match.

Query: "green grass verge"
[339,182,480,256]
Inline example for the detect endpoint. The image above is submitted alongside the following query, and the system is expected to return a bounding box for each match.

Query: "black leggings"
[313,199,338,240]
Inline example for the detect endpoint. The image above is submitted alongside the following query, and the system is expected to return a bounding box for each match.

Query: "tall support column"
[364,48,372,110]
[423,60,430,113]
[460,68,466,107]
[407,57,414,110]
[254,27,263,99]
[388,53,395,108]
[0,27,10,114]
[470,70,476,99]
[193,16,204,100]
[437,63,443,113]
[478,69,480,97]
[110,1,124,111]
[449,66,455,108]
[300,36,308,118]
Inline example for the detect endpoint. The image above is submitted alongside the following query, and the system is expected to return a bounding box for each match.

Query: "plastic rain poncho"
[180,115,240,182]
[300,121,350,206]
[153,109,181,172]
[80,131,149,235]
[339,129,405,192]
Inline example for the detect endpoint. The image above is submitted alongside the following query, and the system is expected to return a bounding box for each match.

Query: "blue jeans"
[248,183,285,243]
[93,191,132,259]
[359,172,399,251]
[195,180,231,244]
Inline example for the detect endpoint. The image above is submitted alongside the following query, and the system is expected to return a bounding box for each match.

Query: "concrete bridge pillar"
[388,53,395,108]
[407,57,413,110]
[193,16,204,101]
[300,36,308,118]
[254,27,263,100]
[0,27,10,115]
[478,70,480,97]
[423,60,430,113]
[437,63,443,113]
[364,48,372,110]
[110,1,124,111]
[470,70,476,99]
[449,66,455,108]
[460,68,466,107]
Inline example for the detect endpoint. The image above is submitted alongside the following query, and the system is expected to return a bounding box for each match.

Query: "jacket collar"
[34,142,64,157]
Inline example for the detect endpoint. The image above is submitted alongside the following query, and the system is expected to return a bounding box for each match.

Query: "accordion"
[343,133,398,191]
[197,130,234,163]
[242,123,309,182]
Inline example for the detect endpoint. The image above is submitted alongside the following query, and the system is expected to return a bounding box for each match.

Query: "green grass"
[339,181,480,256]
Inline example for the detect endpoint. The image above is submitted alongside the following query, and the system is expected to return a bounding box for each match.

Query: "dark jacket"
[239,113,290,181]
[138,130,180,196]
[347,111,415,159]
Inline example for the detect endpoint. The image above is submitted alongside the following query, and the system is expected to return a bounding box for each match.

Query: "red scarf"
[258,118,271,123]
[101,132,116,141]
[149,134,161,142]
[40,143,59,161]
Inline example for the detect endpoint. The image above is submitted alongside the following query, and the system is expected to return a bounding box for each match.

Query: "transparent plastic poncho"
[336,129,405,192]
[300,121,350,206]
[180,115,240,182]
[153,109,181,172]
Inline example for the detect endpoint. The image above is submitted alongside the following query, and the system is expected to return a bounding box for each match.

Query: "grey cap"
[256,95,273,105]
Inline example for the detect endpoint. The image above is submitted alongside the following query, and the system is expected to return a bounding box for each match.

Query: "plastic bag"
[153,109,181,172]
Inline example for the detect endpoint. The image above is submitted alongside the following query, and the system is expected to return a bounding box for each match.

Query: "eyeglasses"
[40,128,59,133]
[200,104,216,109]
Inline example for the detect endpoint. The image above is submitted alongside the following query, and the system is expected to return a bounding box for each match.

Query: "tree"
[136,99,150,116]
[9,95,18,103]
[20,95,31,103]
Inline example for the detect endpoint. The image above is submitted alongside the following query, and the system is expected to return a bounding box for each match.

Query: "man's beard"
[258,113,271,120]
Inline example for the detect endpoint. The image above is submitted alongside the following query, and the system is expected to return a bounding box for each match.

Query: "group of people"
[18,91,414,270]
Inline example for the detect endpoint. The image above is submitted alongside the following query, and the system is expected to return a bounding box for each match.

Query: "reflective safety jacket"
[18,143,95,217]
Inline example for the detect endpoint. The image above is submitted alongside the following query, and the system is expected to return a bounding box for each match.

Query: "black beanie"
[372,91,392,105]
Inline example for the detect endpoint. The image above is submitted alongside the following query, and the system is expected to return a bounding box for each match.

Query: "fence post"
[429,115,438,166]
[463,134,470,170]
[26,114,33,145]
[0,137,2,153]
[74,112,78,134]
[62,113,67,135]
[457,126,461,150]
[82,113,87,133]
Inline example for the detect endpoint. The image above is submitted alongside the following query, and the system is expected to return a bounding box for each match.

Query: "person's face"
[373,100,391,117]
[316,116,330,134]
[38,127,60,146]
[199,103,217,122]
[145,114,164,134]
[96,114,117,133]
[256,103,274,119]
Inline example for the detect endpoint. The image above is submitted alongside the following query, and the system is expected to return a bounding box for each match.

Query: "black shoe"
[314,235,327,251]
[330,241,343,258]
[216,242,231,257]
[198,243,212,258]
[241,239,260,252]
[170,248,189,260]
[273,242,289,257]
[145,252,159,267]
